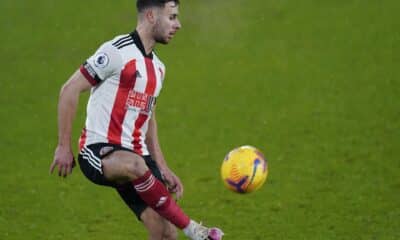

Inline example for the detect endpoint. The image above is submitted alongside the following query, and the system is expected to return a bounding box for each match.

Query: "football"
[221,146,268,193]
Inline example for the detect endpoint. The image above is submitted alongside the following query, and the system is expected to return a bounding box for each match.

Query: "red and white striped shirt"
[79,31,165,156]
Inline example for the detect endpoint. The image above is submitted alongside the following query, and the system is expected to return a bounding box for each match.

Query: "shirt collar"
[130,30,153,59]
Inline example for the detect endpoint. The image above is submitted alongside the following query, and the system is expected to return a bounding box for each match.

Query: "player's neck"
[136,26,155,55]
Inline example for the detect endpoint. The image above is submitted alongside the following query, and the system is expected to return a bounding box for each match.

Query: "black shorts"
[78,143,164,220]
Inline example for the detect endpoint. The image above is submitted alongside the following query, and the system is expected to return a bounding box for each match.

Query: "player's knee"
[124,158,148,179]
[102,151,147,181]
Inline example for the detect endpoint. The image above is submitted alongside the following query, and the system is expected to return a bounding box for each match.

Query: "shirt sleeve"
[80,41,122,86]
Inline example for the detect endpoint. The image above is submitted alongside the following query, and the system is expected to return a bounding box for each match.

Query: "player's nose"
[175,19,181,30]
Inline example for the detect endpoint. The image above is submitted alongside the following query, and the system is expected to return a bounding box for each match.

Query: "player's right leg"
[79,143,223,240]
[103,150,224,240]
[101,149,189,225]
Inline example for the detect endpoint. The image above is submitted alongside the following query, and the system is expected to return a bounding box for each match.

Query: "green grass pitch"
[0,0,399,239]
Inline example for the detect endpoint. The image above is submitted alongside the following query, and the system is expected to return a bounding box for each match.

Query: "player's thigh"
[141,208,177,240]
[102,150,149,183]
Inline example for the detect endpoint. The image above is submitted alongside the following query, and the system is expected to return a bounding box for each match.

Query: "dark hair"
[136,0,180,12]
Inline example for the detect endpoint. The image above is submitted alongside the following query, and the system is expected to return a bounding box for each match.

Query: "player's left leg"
[115,155,178,240]
[116,157,223,240]
[141,207,177,240]
[162,220,177,240]
[117,183,178,240]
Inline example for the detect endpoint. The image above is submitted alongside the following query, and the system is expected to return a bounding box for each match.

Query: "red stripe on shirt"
[132,113,149,155]
[78,128,87,151]
[80,65,97,86]
[107,60,137,145]
[132,58,157,154]
[144,58,157,95]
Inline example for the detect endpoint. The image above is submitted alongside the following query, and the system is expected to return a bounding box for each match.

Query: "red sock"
[132,171,190,229]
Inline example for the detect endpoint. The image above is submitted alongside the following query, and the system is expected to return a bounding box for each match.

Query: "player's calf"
[132,170,191,229]
[141,208,178,240]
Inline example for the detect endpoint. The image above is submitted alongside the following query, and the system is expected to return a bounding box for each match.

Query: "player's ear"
[145,8,157,24]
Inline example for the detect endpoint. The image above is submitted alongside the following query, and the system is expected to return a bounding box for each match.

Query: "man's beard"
[154,34,168,44]
[153,22,168,44]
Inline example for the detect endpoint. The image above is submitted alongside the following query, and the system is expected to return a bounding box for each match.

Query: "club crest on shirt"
[94,52,109,68]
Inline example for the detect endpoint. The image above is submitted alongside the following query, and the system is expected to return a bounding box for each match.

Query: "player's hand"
[162,168,184,200]
[50,145,76,178]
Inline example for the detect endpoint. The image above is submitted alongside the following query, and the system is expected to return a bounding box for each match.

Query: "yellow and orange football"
[221,146,268,193]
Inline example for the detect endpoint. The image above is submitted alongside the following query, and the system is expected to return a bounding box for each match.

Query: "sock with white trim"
[132,170,190,229]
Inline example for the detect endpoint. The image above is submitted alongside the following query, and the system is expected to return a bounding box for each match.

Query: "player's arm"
[50,41,121,178]
[50,70,92,177]
[146,108,184,199]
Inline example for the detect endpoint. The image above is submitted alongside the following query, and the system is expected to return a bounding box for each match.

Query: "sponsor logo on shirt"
[126,90,156,113]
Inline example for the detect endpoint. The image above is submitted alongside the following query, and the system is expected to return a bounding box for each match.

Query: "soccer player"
[49,1,223,240]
